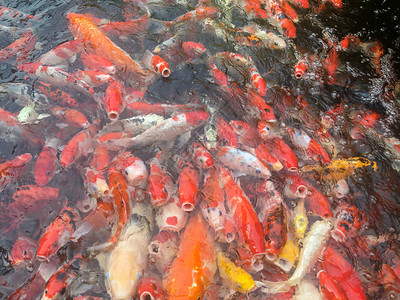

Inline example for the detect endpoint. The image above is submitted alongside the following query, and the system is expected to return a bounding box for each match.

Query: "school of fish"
[0,0,400,299]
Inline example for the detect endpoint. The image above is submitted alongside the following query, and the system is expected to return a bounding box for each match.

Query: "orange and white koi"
[49,105,90,128]
[36,206,79,261]
[83,167,110,197]
[217,146,271,178]
[67,12,148,83]
[164,212,216,299]
[74,70,113,87]
[34,138,59,186]
[142,50,171,78]
[112,152,148,188]
[241,23,287,49]
[80,51,116,74]
[103,80,125,121]
[36,39,83,66]
[0,153,32,192]
[60,122,98,167]
[265,0,297,38]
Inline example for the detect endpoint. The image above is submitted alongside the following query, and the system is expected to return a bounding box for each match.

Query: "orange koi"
[60,122,98,167]
[105,167,131,246]
[66,12,148,83]
[148,153,174,207]
[36,206,79,261]
[165,213,216,299]
[112,151,148,187]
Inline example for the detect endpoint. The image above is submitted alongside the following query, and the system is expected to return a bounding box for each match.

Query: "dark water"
[1,0,400,299]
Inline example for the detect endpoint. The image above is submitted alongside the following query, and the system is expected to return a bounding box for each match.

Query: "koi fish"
[49,105,90,128]
[0,30,36,62]
[177,161,200,212]
[36,206,79,261]
[60,122,98,167]
[240,23,287,49]
[80,51,116,74]
[274,233,299,272]
[137,275,167,300]
[217,146,271,178]
[192,143,214,169]
[148,231,179,273]
[103,80,125,121]
[217,250,256,293]
[220,167,265,261]
[331,202,365,242]
[34,138,59,186]
[0,153,32,192]
[181,41,207,58]
[261,219,333,293]
[148,153,174,208]
[164,212,216,299]
[142,50,171,78]
[74,70,113,87]
[317,270,347,300]
[66,12,149,83]
[35,82,79,108]
[112,152,148,187]
[113,111,209,148]
[36,39,83,66]
[98,202,153,300]
[9,236,37,266]
[155,196,188,232]
[300,157,378,181]
[165,6,220,27]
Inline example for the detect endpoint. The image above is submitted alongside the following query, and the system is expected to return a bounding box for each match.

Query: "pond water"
[0,0,400,299]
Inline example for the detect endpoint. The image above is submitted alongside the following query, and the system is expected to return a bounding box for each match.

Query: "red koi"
[217,118,238,147]
[36,206,79,261]
[325,47,339,84]
[0,153,32,192]
[209,62,229,86]
[9,236,37,266]
[178,161,200,212]
[181,41,207,59]
[331,202,365,242]
[0,6,39,21]
[254,144,283,171]
[286,0,309,8]
[137,275,167,300]
[321,245,367,300]
[305,184,332,218]
[0,30,36,62]
[317,270,347,300]
[230,120,261,148]
[220,167,265,259]
[103,80,125,121]
[268,137,299,170]
[13,185,59,203]
[250,64,266,96]
[90,144,109,173]
[99,13,150,37]
[279,0,299,22]
[192,143,214,169]
[294,59,308,79]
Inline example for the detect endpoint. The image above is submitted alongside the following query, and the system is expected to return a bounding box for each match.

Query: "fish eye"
[162,188,166,193]
[23,250,27,255]
[46,170,50,176]
[125,170,129,175]
[238,125,243,130]
[274,41,278,45]
[264,108,270,113]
